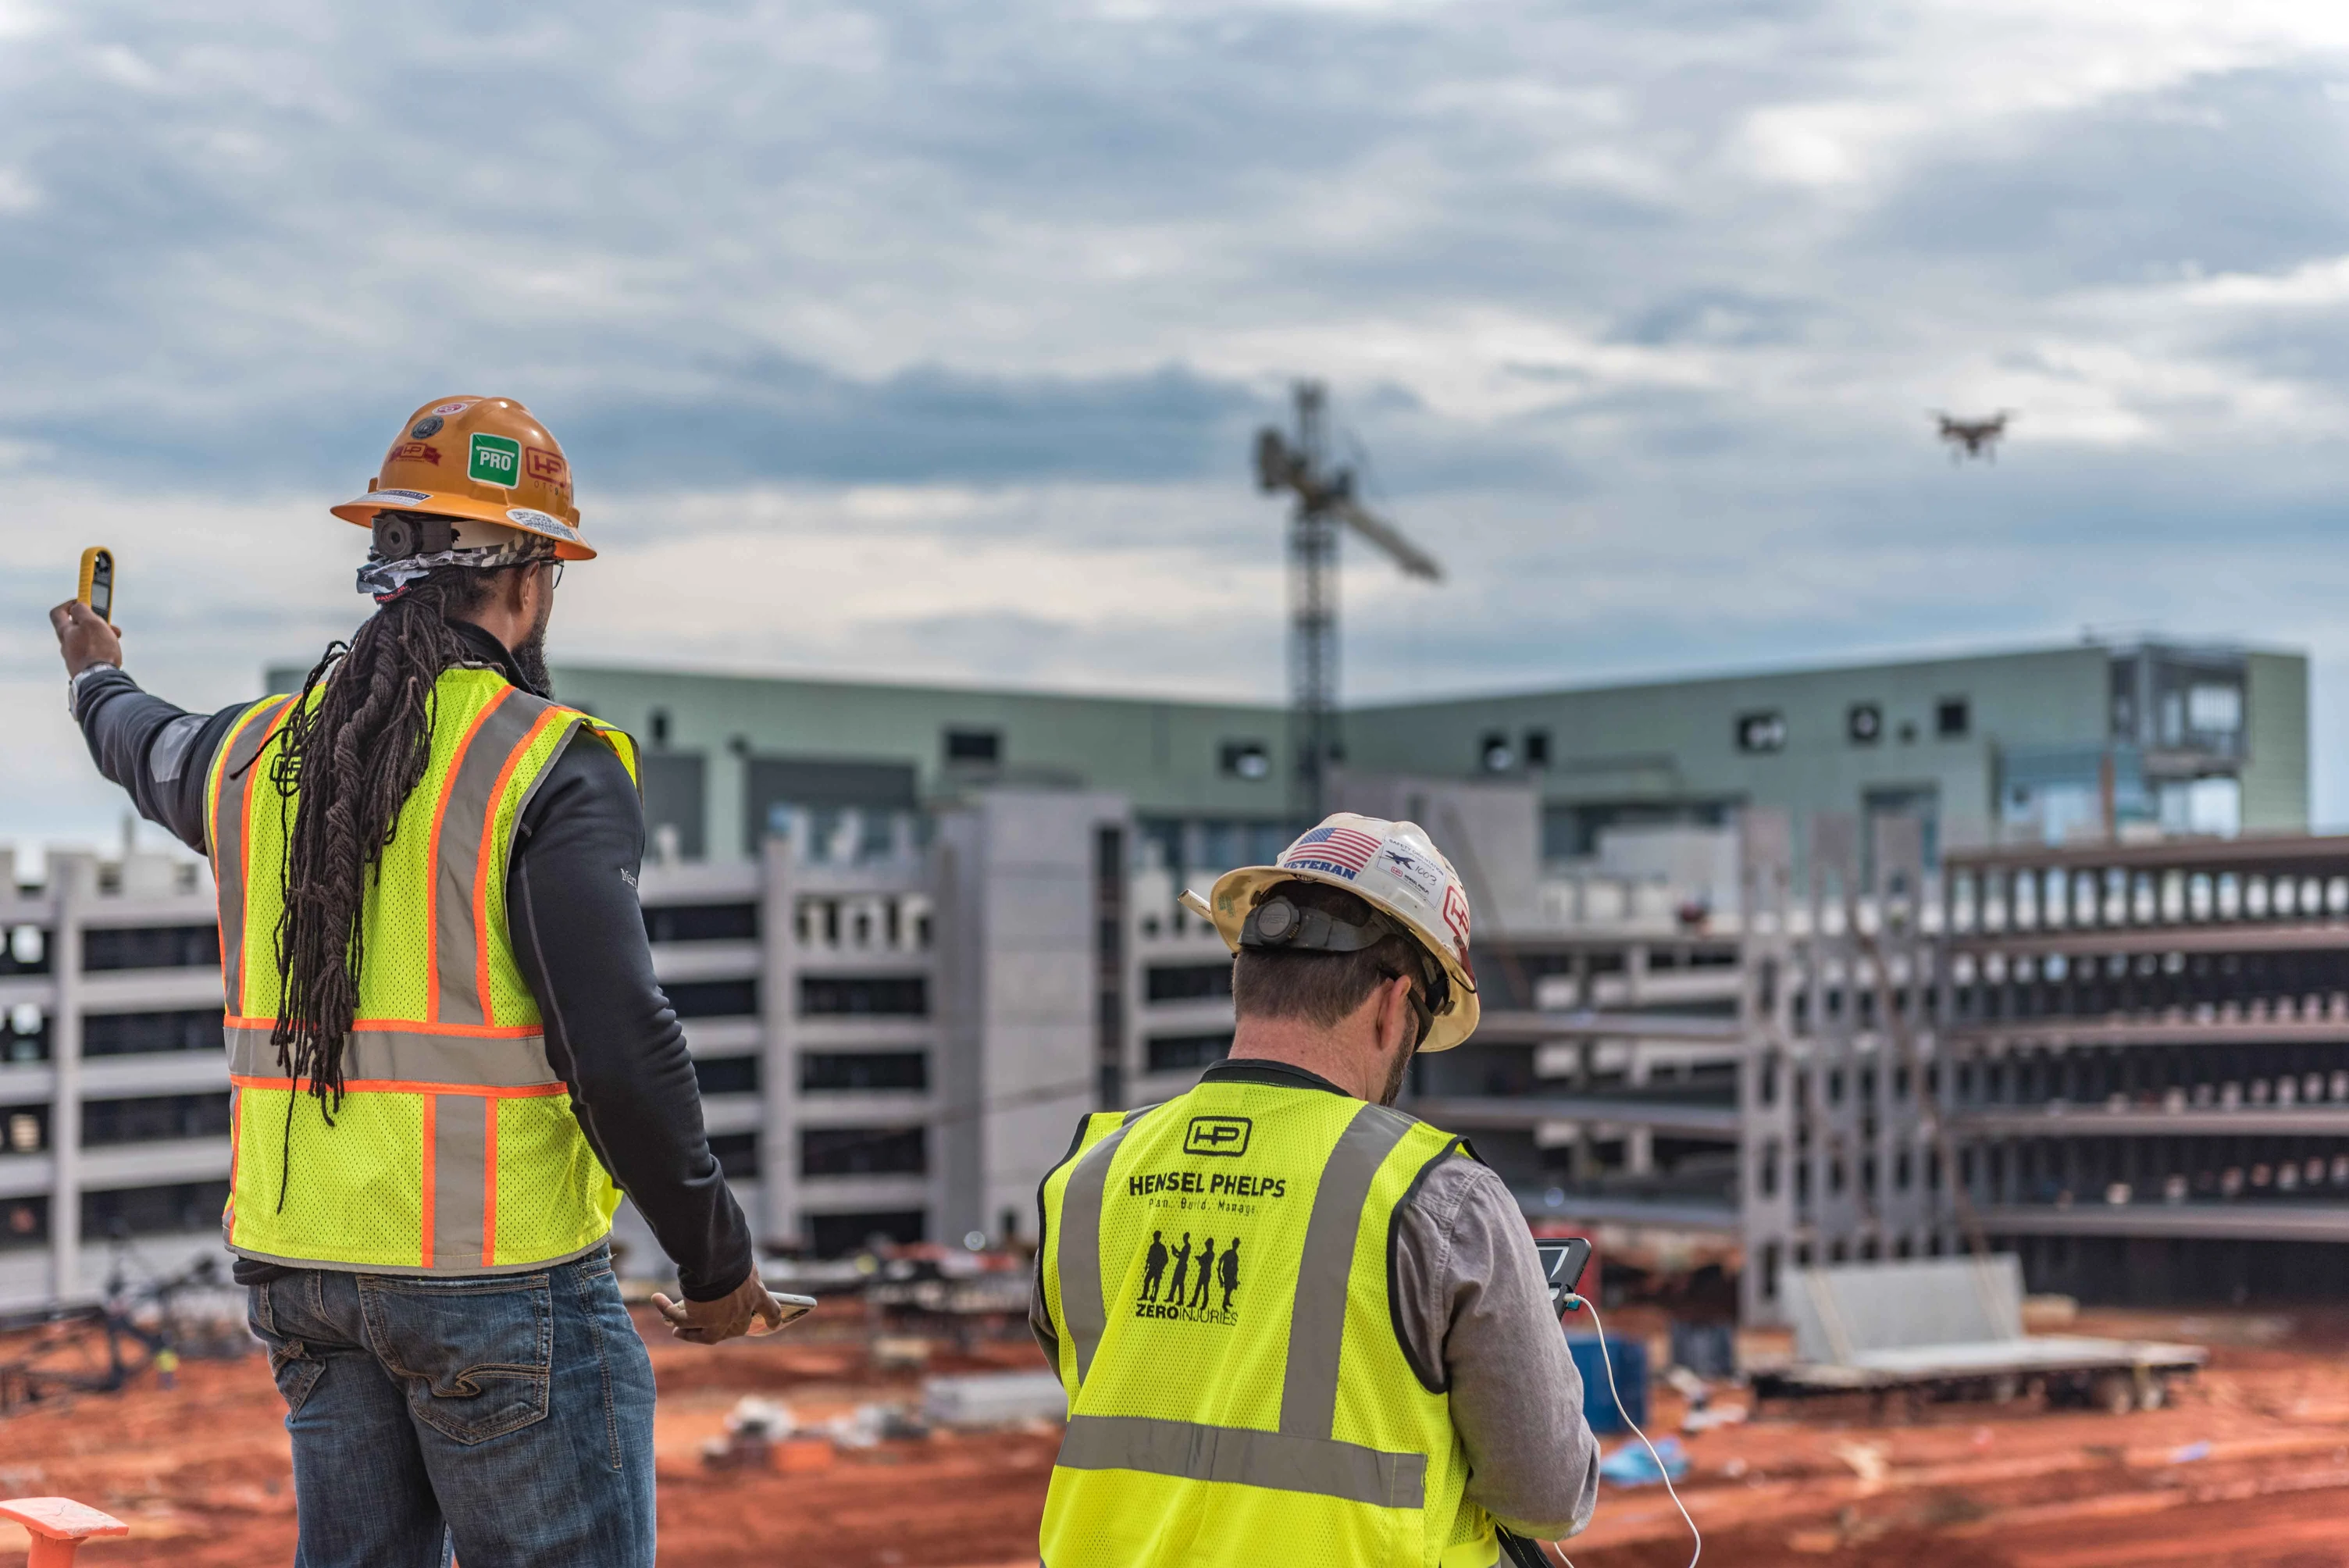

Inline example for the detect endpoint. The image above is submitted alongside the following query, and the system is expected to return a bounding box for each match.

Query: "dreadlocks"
[263,565,504,1116]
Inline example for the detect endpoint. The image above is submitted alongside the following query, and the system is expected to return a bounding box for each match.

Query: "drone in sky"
[1932,410,2012,462]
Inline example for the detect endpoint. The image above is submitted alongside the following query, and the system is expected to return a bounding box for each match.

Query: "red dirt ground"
[0,1305,2346,1566]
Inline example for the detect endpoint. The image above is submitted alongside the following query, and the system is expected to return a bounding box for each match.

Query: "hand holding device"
[52,548,124,680]
[77,547,116,625]
[1537,1238,1592,1315]
[651,1267,817,1344]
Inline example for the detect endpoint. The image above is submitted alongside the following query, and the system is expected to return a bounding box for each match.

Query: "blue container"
[1567,1333,1649,1434]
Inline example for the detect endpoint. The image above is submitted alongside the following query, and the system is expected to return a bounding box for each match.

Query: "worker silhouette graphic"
[1140,1231,1169,1302]
[1219,1237,1241,1311]
[1189,1238,1217,1309]
[1166,1234,1193,1303]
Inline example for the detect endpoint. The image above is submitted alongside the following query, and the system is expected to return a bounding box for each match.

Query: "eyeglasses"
[1381,968,1438,1048]
[541,559,565,590]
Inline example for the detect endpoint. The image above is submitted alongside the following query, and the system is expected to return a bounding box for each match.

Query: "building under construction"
[0,636,2317,1316]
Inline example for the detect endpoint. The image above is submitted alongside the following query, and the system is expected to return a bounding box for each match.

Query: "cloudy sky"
[10,0,2349,846]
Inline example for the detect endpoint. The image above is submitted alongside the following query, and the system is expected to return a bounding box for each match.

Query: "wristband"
[66,661,120,718]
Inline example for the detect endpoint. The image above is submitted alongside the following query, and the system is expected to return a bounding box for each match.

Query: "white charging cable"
[1553,1295,1702,1568]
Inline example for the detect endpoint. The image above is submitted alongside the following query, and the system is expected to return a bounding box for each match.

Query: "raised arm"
[52,599,252,855]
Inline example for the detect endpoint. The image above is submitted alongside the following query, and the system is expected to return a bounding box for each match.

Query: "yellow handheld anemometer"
[76,546,116,628]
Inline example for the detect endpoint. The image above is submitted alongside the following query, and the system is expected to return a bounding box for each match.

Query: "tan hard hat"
[1180,812,1481,1053]
[329,396,594,561]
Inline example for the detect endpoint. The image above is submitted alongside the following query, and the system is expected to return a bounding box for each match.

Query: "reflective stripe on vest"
[209,670,633,1275]
[1039,1082,1492,1568]
[1057,1413,1424,1510]
[205,694,296,1021]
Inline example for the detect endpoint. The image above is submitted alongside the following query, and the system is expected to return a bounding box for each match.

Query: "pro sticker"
[469,433,522,487]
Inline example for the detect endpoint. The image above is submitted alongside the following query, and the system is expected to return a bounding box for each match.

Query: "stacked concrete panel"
[1942,836,2349,1303]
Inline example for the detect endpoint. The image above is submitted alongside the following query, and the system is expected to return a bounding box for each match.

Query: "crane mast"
[1254,381,1442,823]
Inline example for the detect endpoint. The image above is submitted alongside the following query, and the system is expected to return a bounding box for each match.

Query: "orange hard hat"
[329,396,595,561]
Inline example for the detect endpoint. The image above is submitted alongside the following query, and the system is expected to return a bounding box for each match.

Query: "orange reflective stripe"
[224,1015,543,1039]
[472,706,569,1026]
[419,1092,438,1267]
[226,1022,559,1092]
[425,686,516,1024]
[230,1074,569,1098]
[207,698,278,867]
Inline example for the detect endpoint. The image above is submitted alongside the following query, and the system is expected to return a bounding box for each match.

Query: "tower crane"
[1254,381,1443,822]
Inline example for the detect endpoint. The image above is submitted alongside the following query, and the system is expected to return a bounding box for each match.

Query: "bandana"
[356,537,554,601]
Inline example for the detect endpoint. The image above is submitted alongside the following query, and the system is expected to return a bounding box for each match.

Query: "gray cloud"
[15,1,2349,839]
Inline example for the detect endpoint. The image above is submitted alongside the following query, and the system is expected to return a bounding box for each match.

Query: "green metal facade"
[1352,647,2113,856]
[444,642,2309,863]
[549,665,1299,858]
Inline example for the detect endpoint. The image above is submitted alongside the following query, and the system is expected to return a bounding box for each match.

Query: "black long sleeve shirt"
[70,624,754,1301]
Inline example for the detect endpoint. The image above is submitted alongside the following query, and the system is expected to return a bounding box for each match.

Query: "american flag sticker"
[1281,824,1382,881]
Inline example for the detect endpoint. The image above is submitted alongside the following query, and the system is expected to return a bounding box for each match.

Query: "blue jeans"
[245,1244,657,1568]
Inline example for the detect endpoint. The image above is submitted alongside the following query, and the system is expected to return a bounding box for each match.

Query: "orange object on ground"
[774,1438,836,1474]
[0,1497,130,1566]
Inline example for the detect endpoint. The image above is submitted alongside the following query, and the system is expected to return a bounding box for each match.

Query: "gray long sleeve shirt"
[1032,1057,1602,1542]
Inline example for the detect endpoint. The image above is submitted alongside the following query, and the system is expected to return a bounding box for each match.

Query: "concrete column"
[756,835,796,1249]
[1626,1046,1653,1176]
[932,811,987,1247]
[715,743,750,863]
[48,853,94,1301]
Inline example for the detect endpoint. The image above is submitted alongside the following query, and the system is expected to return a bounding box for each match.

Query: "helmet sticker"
[1280,822,1380,881]
[469,433,522,487]
[387,441,440,465]
[355,488,433,506]
[506,507,579,541]
[1442,882,1472,953]
[524,446,569,488]
[1376,845,1445,902]
[408,415,444,439]
[430,401,472,416]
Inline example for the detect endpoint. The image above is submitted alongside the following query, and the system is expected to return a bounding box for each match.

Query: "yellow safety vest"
[1037,1078,1500,1568]
[206,666,638,1274]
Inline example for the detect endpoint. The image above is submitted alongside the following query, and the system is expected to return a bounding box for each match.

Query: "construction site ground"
[2,1304,2348,1566]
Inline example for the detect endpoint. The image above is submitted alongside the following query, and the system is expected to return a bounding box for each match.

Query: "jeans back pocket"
[358,1274,554,1445]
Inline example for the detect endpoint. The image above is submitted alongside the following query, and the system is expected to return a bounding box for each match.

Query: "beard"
[1378,1037,1419,1107]
[512,593,554,696]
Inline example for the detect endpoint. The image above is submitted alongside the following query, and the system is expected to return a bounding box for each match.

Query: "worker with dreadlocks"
[48,397,782,1568]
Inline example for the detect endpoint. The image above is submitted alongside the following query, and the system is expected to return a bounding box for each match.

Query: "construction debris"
[7,1303,2349,1566]
[921,1370,1067,1430]
[700,1395,796,1470]
[868,1335,933,1374]
[1599,1435,1690,1487]
[1754,1254,2206,1415]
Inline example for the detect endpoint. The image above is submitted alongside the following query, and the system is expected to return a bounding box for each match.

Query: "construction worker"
[1031,814,1602,1567]
[48,397,786,1568]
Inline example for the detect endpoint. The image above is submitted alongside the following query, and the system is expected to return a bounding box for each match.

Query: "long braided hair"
[263,565,500,1116]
